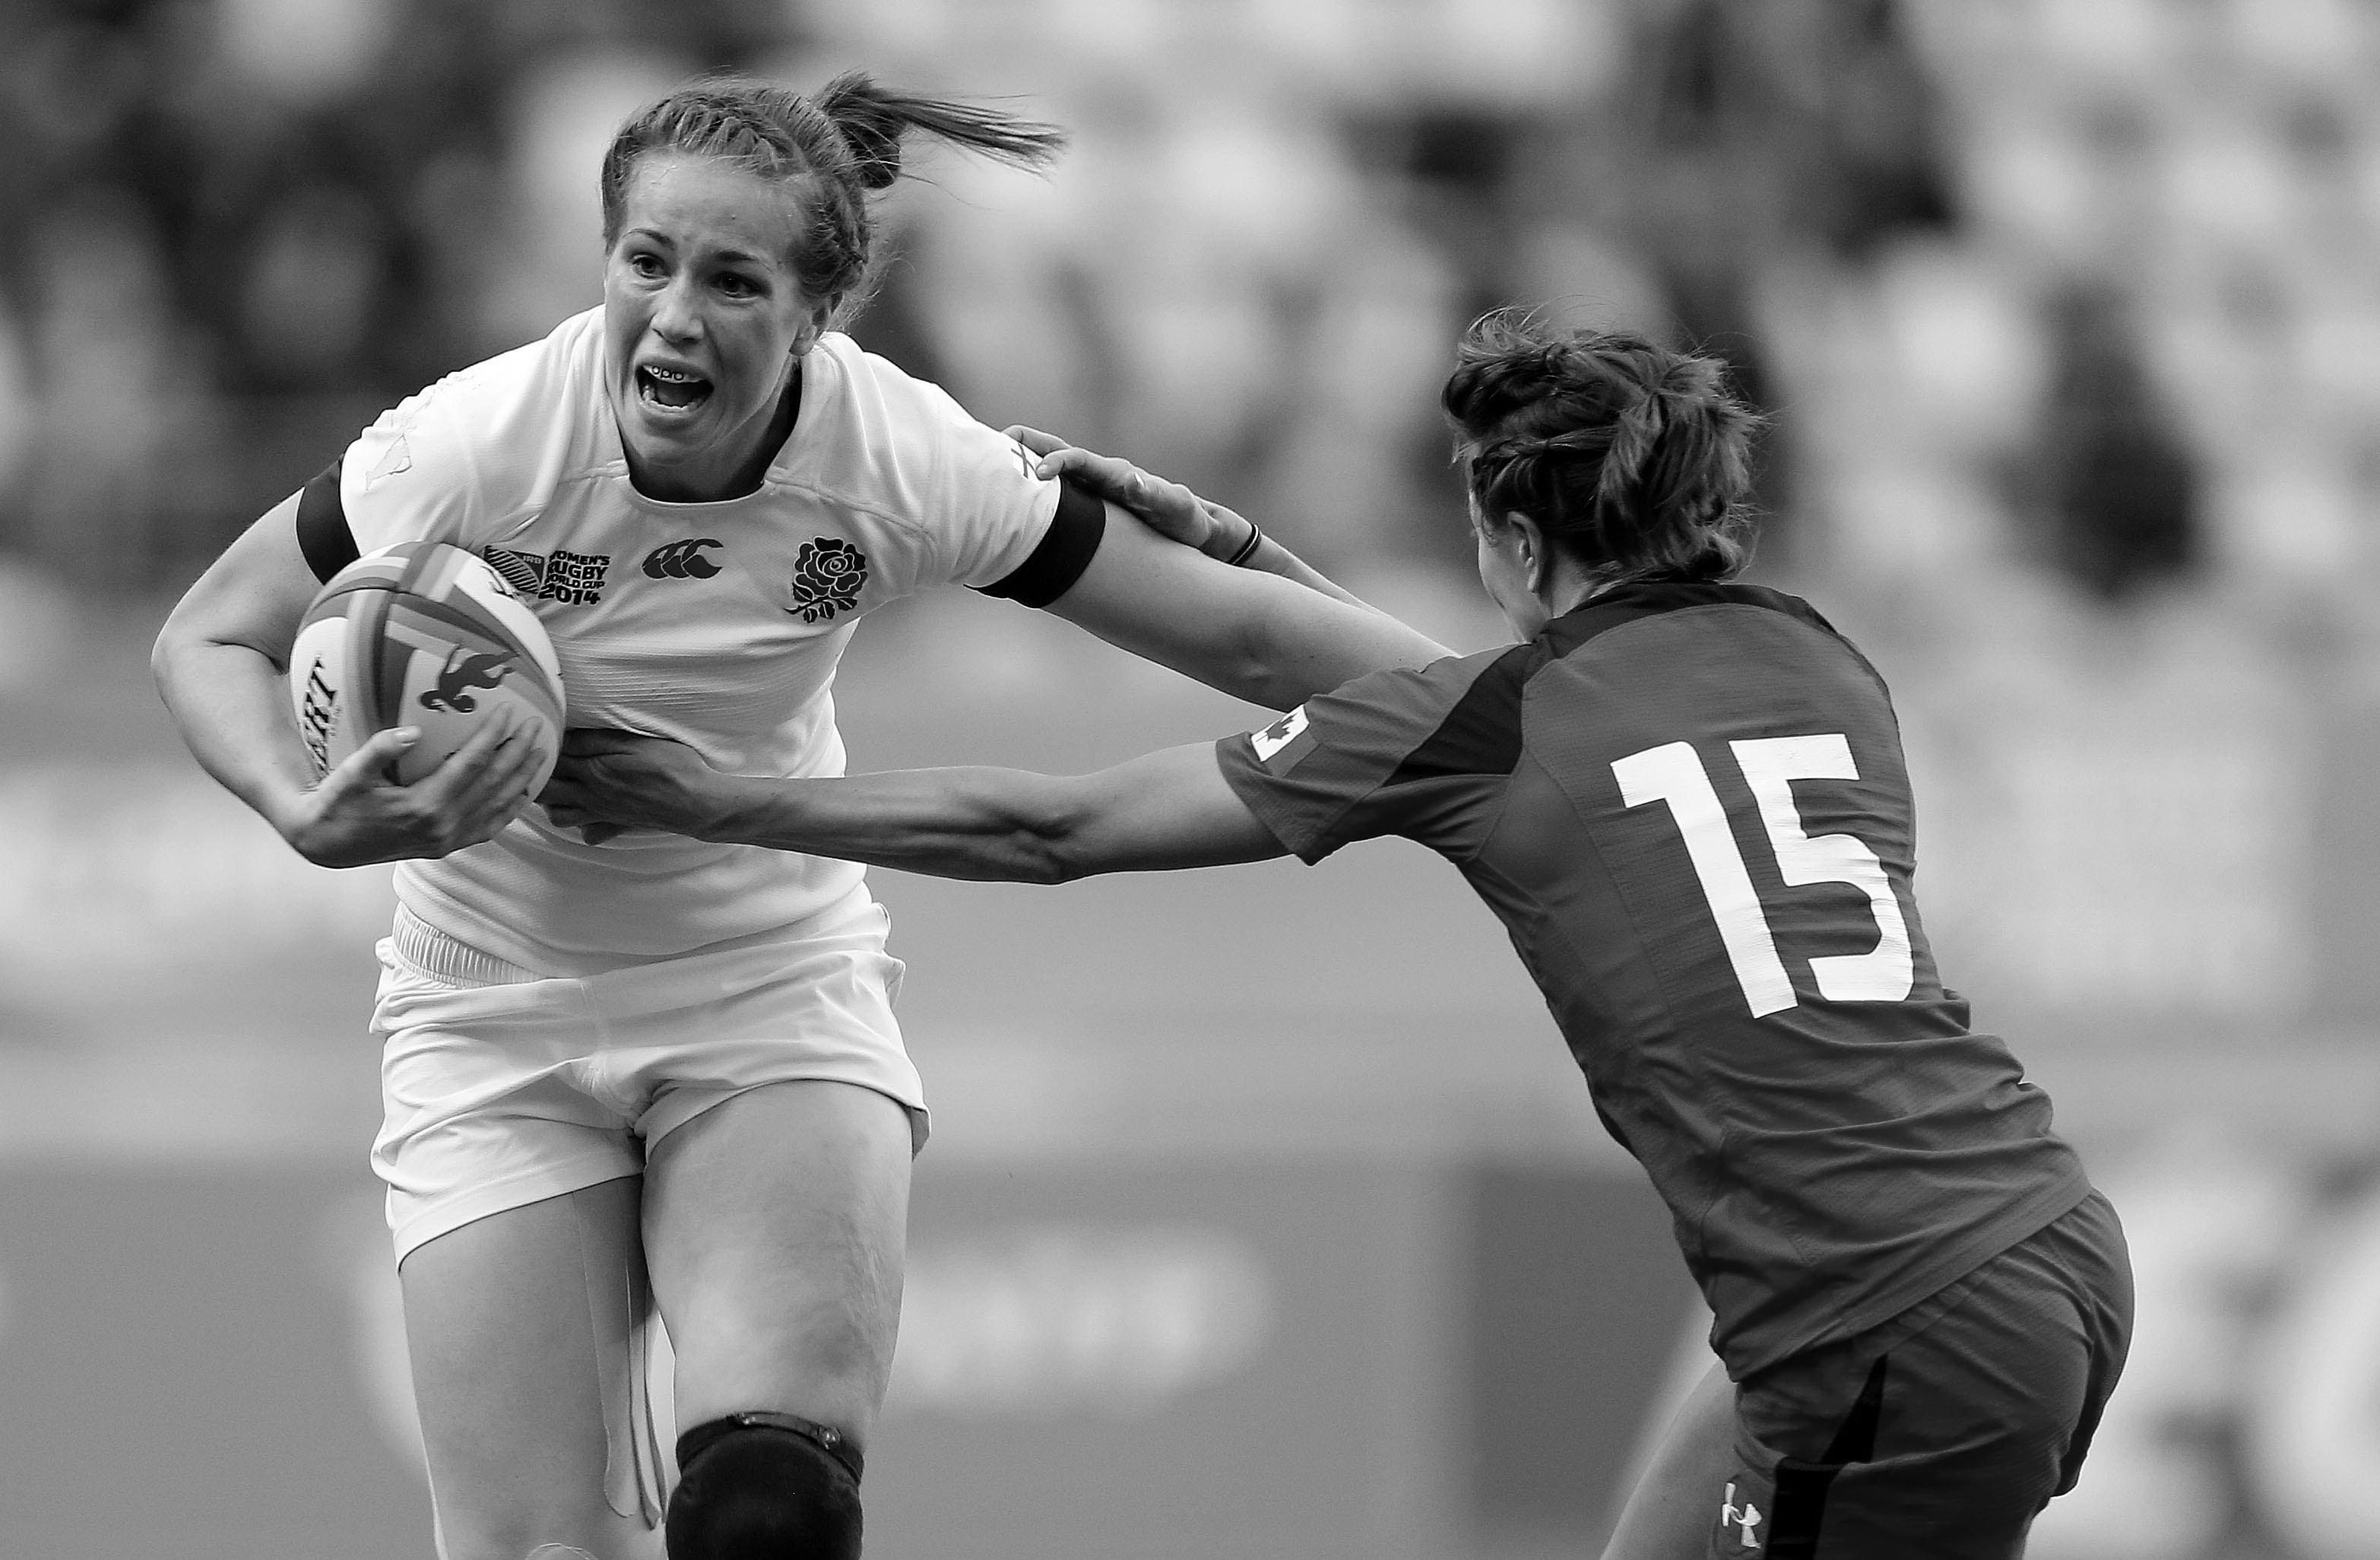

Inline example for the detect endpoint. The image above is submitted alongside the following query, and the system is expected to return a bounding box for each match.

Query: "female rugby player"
[153,75,1445,1560]
[544,315,2134,1559]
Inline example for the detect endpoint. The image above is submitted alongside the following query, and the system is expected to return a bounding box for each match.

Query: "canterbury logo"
[419,648,513,713]
[643,537,723,579]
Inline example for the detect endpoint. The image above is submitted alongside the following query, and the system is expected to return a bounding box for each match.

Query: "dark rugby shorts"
[1707,1190,2132,1559]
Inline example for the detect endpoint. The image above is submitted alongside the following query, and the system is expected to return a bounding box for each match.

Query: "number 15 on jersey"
[1614,734,1915,1018]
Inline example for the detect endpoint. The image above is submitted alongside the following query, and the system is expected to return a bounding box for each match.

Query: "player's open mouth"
[637,364,712,413]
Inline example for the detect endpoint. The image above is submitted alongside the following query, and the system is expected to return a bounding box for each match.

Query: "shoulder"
[1548,580,1884,682]
[790,335,1032,495]
[1545,580,1837,649]
[344,309,608,530]
[408,309,604,428]
[772,338,1054,585]
[1331,642,1532,716]
[1220,645,1525,862]
[1272,644,1533,774]
[1532,583,1906,766]
[808,333,966,418]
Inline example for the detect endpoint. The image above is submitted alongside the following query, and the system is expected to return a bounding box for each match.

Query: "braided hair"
[1442,313,1763,583]
[600,72,1067,327]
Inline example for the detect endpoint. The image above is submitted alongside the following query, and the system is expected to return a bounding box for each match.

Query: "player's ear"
[1506,511,1548,592]
[790,298,833,358]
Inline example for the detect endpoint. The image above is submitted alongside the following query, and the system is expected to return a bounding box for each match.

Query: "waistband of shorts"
[388,905,546,988]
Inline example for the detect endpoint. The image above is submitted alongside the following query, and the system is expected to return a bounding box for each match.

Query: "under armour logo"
[419,648,513,713]
[1720,1482,1764,1550]
[643,537,723,579]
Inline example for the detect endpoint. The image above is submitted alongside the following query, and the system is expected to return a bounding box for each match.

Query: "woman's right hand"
[274,713,549,868]
[1004,425,1258,562]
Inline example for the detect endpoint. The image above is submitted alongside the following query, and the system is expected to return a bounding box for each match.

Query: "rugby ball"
[290,541,566,791]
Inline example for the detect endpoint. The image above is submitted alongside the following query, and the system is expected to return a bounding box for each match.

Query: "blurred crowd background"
[4,2,2380,1558]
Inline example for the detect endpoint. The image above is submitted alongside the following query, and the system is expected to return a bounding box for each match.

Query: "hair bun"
[1442,315,1761,585]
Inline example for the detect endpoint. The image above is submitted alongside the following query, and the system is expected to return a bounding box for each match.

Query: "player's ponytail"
[601,72,1066,326]
[817,84,908,194]
[1443,312,1762,584]
[813,71,1066,192]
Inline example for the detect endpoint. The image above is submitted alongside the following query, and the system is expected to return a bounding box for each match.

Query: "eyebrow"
[621,227,775,269]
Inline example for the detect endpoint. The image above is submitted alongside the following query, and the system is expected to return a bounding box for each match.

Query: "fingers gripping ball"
[290,541,567,791]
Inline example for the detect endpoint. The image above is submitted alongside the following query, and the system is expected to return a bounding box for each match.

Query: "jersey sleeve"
[293,319,597,582]
[904,379,1103,605]
[975,477,1104,607]
[294,387,486,582]
[1214,646,1524,864]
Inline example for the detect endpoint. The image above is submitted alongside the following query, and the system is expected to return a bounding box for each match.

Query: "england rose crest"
[787,537,868,623]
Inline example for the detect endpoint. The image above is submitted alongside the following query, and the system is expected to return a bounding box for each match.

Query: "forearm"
[550,735,1282,878]
[1203,515,1371,610]
[150,490,329,838]
[1259,549,1367,610]
[702,768,1085,883]
[152,632,315,836]
[1205,571,1449,710]
[1014,437,1384,614]
[1050,514,1450,713]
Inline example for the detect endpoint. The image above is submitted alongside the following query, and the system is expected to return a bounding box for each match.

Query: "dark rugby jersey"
[1215,580,2090,1377]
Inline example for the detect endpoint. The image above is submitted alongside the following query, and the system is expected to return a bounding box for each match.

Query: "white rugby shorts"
[370,886,925,1262]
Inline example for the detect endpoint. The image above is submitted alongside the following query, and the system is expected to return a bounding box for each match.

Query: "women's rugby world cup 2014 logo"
[788,537,868,623]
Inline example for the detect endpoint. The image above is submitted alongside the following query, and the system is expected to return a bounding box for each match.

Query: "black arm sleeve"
[293,460,360,583]
[974,478,1106,608]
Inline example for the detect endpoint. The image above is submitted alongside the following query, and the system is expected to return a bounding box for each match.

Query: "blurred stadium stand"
[5,2,2380,1556]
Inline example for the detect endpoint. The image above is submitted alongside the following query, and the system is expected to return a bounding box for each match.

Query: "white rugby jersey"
[297,307,1101,972]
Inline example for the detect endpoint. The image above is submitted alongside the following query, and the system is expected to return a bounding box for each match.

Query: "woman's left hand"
[540,728,736,845]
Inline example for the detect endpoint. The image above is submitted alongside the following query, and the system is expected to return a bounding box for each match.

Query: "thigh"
[644,1078,914,1451]
[373,933,643,1263]
[401,1176,664,1560]
[1603,1358,1736,1560]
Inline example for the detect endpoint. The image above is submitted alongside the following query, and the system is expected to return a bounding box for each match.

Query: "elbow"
[1208,620,1298,709]
[150,601,236,694]
[1009,851,1077,886]
[1035,847,1100,886]
[150,617,189,695]
[952,835,1078,886]
[1007,829,1090,886]
[1003,796,1103,886]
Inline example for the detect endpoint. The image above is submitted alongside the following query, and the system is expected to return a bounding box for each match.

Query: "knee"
[667,1413,863,1560]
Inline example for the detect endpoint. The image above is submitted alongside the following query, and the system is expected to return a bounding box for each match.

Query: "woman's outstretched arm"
[1006,426,1374,609]
[540,731,1284,881]
[1042,508,1446,712]
[1001,427,1449,711]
